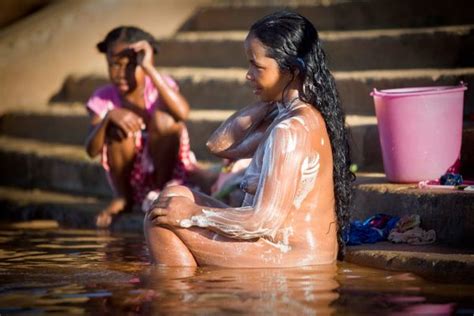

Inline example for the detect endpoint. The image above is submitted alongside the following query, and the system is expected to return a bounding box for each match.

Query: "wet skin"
[85,40,190,228]
[145,34,338,267]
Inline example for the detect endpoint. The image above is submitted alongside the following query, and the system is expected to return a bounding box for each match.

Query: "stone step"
[181,0,474,32]
[345,242,474,284]
[2,105,474,168]
[0,136,112,198]
[352,173,474,246]
[0,187,142,232]
[51,67,474,116]
[2,111,473,200]
[462,127,474,178]
[0,105,382,165]
[157,25,474,70]
[0,107,229,161]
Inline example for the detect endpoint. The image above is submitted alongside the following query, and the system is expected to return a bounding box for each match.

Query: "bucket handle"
[370,82,468,97]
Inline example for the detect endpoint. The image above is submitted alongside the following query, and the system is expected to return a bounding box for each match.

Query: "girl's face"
[244,34,293,102]
[106,41,146,95]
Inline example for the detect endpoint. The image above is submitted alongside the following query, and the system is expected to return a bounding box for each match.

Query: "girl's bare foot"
[96,197,127,228]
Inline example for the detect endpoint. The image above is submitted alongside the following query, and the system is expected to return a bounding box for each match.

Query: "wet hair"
[250,11,355,259]
[96,26,159,62]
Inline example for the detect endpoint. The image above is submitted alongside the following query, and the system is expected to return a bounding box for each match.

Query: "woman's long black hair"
[250,11,354,259]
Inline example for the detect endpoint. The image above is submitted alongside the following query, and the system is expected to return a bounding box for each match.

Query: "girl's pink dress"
[86,75,196,209]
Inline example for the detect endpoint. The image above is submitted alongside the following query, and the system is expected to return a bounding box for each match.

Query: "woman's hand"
[128,40,154,71]
[147,195,201,227]
[107,108,145,139]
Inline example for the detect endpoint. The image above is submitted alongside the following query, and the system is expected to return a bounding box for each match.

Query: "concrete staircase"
[1,0,473,246]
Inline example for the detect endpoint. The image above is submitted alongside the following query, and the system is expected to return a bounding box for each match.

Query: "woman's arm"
[151,118,314,240]
[206,102,277,159]
[129,41,190,121]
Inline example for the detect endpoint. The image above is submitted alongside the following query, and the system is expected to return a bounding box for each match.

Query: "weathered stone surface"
[48,68,474,116]
[158,26,474,70]
[182,0,474,31]
[0,136,112,197]
[0,109,383,169]
[0,187,142,233]
[346,242,474,284]
[461,127,474,178]
[352,175,474,246]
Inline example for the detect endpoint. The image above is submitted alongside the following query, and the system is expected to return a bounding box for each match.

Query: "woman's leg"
[144,185,229,266]
[96,125,136,228]
[144,185,199,266]
[144,185,297,267]
[147,110,183,189]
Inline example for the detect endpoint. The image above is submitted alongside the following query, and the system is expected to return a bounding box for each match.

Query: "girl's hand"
[107,108,145,138]
[147,195,200,227]
[128,40,154,71]
[240,174,259,195]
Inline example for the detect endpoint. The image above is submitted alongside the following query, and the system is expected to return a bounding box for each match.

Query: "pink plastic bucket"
[371,84,467,183]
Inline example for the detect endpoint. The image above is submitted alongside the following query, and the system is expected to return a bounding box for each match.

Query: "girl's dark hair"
[97,26,159,60]
[250,11,355,259]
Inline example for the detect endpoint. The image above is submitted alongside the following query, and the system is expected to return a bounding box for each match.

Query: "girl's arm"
[85,112,109,157]
[151,118,315,240]
[85,108,144,157]
[206,102,277,159]
[129,41,190,122]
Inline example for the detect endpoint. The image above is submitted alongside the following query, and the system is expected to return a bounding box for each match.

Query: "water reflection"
[139,265,339,314]
[0,224,473,315]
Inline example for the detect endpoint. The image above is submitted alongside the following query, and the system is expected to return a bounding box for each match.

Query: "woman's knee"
[144,185,194,228]
[160,185,195,201]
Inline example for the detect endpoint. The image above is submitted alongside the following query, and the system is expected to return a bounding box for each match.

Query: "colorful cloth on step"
[388,214,436,245]
[440,173,463,185]
[418,172,474,189]
[346,214,400,245]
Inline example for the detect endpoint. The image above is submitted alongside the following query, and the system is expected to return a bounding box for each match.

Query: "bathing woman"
[144,11,353,267]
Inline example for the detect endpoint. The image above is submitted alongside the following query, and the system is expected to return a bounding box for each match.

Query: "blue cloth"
[346,214,400,245]
[440,173,463,186]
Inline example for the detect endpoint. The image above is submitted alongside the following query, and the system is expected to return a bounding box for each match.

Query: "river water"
[0,223,473,315]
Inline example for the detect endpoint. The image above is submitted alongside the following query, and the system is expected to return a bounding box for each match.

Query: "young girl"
[85,26,195,228]
[144,11,354,267]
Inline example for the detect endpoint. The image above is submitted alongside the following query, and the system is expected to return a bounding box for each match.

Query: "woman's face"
[244,34,292,102]
[106,41,146,95]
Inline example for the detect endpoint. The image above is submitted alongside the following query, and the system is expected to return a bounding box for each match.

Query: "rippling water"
[0,222,473,315]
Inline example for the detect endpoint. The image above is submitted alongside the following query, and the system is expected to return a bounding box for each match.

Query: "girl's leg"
[96,125,136,228]
[147,110,183,189]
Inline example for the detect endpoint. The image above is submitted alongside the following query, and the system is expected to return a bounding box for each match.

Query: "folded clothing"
[347,214,436,246]
[388,214,436,245]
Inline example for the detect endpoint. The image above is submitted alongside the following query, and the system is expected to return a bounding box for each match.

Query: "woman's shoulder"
[278,103,324,130]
